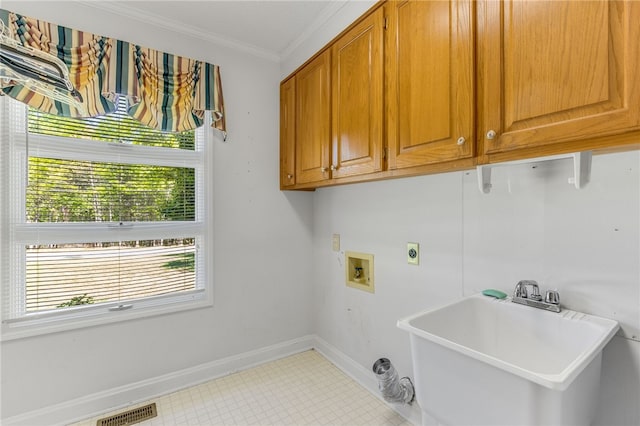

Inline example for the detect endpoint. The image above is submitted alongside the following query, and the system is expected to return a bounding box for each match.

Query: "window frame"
[0,97,214,341]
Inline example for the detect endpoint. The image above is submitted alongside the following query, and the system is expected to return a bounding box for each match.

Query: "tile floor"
[71,350,412,426]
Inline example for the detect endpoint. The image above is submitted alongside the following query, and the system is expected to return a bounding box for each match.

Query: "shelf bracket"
[477,151,592,194]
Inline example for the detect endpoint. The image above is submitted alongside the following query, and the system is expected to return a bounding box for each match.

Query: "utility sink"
[398,294,619,426]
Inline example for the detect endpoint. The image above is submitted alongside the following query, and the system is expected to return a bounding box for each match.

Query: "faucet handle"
[515,280,539,299]
[545,290,560,305]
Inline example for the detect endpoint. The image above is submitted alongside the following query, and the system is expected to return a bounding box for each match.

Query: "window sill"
[1,293,213,341]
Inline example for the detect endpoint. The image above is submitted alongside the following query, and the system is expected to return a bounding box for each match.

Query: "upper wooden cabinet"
[477,0,640,160]
[331,8,384,179]
[281,0,640,190]
[289,9,384,186]
[295,50,331,185]
[280,76,296,189]
[385,0,474,170]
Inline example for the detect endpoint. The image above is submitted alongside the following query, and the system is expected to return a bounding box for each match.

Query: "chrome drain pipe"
[372,358,415,404]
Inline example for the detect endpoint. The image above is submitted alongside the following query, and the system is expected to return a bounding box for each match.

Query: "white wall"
[311,153,640,425]
[0,1,315,420]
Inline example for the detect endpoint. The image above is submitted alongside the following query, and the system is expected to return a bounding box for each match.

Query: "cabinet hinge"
[383,17,388,30]
[383,147,387,160]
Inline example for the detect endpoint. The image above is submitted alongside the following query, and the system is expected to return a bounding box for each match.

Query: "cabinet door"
[331,8,384,178]
[478,0,640,157]
[295,50,331,184]
[386,0,474,170]
[280,77,296,188]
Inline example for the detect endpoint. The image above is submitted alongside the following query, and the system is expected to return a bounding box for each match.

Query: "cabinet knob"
[457,137,466,146]
[330,164,337,171]
[486,130,497,140]
[321,167,328,173]
[287,174,293,180]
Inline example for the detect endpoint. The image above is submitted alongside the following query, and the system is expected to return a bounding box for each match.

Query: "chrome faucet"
[512,280,561,313]
[514,280,542,300]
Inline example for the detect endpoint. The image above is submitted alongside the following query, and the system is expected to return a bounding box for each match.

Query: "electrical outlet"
[407,242,419,265]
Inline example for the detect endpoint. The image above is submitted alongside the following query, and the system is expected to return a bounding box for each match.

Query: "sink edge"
[397,294,620,391]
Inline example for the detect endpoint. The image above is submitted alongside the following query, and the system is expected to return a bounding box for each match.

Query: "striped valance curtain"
[0,9,225,134]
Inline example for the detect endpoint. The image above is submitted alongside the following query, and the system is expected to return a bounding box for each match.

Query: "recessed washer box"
[345,251,374,293]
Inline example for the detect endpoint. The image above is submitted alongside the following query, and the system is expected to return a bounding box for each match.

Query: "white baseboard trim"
[3,334,421,426]
[3,335,315,426]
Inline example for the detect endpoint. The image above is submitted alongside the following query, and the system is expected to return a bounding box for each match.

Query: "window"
[0,96,213,339]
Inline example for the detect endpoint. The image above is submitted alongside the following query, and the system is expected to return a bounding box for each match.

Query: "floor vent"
[96,403,157,426]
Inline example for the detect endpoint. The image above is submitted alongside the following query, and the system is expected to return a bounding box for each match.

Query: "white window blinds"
[1,96,210,333]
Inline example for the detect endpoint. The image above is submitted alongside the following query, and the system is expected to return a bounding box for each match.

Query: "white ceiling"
[87,1,348,62]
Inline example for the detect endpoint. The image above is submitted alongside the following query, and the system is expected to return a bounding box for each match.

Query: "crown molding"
[6,1,351,64]
[77,1,282,62]
[279,0,348,62]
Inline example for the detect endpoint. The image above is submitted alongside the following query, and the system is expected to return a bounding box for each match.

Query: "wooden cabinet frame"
[477,0,640,163]
[280,0,640,190]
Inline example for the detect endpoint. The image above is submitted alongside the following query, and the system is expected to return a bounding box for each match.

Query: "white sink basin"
[398,294,619,426]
